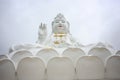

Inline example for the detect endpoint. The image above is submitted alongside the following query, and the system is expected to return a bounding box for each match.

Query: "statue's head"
[52,13,70,34]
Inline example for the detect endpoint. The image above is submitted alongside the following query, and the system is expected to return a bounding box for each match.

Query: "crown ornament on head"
[54,13,65,20]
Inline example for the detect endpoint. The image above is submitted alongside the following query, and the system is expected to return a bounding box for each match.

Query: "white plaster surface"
[0,59,16,80]
[88,47,111,62]
[76,56,104,79]
[11,50,33,68]
[105,56,120,79]
[62,48,85,66]
[47,57,75,80]
[36,48,59,65]
[17,57,45,80]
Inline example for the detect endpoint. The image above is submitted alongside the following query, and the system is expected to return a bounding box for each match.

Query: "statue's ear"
[67,21,70,28]
[52,21,54,26]
[67,21,70,33]
[51,21,54,32]
[39,23,42,29]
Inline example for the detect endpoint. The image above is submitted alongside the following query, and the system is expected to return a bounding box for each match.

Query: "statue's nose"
[59,21,63,24]
[59,21,62,24]
[59,22,62,25]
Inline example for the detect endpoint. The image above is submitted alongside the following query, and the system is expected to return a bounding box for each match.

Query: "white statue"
[36,13,80,48]
[44,13,79,48]
[36,23,47,44]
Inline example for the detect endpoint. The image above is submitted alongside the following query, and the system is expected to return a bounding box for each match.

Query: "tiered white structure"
[0,13,120,80]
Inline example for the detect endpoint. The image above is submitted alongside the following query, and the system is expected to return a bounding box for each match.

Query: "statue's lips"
[58,26,62,27]
[58,26,64,30]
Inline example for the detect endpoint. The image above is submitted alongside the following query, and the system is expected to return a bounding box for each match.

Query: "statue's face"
[52,14,69,34]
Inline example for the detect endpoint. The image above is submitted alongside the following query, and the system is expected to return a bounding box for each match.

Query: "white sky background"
[0,0,120,54]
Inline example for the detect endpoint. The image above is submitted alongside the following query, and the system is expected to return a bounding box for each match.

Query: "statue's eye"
[55,21,59,23]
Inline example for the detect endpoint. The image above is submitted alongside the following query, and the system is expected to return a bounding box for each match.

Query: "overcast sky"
[0,0,120,54]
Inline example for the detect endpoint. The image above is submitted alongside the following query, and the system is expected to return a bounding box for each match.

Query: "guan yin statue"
[37,13,80,48]
[2,13,118,80]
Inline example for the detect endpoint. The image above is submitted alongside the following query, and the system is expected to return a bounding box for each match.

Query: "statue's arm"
[37,23,47,44]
